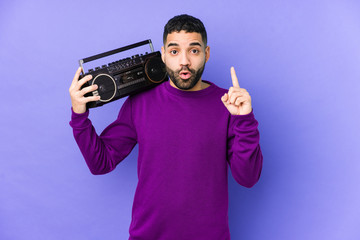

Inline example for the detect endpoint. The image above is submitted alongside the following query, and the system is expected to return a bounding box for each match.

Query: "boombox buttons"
[78,40,168,108]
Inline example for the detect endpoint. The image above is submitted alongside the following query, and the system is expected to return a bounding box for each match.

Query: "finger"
[229,91,245,104]
[71,67,82,86]
[80,84,98,96]
[221,93,231,108]
[221,93,229,103]
[83,95,101,103]
[228,87,247,98]
[76,74,93,89]
[228,87,234,97]
[234,96,248,106]
[231,66,240,88]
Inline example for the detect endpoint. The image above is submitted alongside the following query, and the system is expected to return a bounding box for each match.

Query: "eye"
[191,49,199,54]
[170,50,178,55]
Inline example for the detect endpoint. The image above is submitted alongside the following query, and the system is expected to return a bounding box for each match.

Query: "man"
[69,14,262,240]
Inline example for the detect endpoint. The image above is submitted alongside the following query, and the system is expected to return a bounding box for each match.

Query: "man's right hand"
[69,67,101,114]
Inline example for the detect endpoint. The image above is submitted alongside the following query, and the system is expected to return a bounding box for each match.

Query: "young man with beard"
[69,14,263,240]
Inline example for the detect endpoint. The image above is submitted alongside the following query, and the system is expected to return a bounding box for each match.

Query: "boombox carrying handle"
[79,39,154,74]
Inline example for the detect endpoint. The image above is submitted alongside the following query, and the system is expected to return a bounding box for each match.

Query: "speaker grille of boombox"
[79,40,168,109]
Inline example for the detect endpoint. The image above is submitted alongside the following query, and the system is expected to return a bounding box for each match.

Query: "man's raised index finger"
[230,66,240,88]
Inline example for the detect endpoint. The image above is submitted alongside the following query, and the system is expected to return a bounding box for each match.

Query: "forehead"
[165,30,203,47]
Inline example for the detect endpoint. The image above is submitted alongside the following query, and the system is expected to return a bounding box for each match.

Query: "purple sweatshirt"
[70,80,263,240]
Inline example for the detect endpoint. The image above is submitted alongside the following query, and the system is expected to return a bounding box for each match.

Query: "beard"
[166,63,206,90]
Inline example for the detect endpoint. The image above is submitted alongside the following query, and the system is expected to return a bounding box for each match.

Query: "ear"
[161,46,165,63]
[205,46,210,62]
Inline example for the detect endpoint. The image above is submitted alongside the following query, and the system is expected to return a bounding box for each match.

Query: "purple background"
[1,0,360,239]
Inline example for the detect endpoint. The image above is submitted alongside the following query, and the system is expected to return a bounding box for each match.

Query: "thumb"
[221,93,228,102]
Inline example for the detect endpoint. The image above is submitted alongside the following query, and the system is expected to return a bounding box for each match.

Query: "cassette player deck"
[79,40,168,108]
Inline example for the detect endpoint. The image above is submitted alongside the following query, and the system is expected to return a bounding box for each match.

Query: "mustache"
[178,66,195,74]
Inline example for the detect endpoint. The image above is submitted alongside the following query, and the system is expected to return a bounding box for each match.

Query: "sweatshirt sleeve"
[227,111,263,188]
[69,97,137,175]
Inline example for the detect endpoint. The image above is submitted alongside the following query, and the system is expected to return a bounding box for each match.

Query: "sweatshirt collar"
[164,79,216,98]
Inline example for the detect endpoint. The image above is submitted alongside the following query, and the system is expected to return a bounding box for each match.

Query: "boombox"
[79,39,168,108]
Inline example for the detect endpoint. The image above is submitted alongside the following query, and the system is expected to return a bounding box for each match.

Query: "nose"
[179,51,190,66]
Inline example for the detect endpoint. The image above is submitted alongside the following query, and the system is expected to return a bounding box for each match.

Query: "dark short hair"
[163,14,207,46]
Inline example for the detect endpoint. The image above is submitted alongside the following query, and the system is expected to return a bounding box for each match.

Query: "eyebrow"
[167,43,179,48]
[189,42,202,47]
[166,42,202,48]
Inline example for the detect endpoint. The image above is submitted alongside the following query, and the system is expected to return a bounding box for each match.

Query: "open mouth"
[179,71,192,80]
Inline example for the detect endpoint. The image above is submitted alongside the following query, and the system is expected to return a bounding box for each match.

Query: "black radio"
[79,40,168,108]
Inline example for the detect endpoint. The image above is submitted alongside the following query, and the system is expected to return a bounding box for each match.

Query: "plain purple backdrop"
[1,0,360,239]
